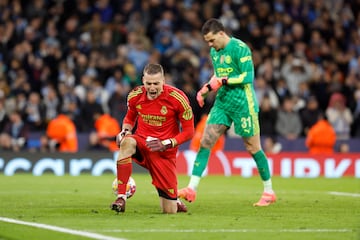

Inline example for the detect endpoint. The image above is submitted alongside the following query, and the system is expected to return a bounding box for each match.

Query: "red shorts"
[130,135,178,199]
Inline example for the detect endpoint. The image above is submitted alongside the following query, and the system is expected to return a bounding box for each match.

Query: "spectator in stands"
[326,92,353,140]
[65,99,83,132]
[108,82,129,126]
[98,28,116,60]
[274,78,291,104]
[74,73,93,103]
[351,88,360,137]
[24,91,46,131]
[0,96,9,133]
[0,76,10,98]
[299,96,322,136]
[126,31,151,75]
[305,112,336,154]
[82,12,106,47]
[255,76,279,109]
[0,110,29,152]
[122,63,142,88]
[105,67,129,96]
[43,85,60,123]
[275,96,302,140]
[92,79,111,114]
[259,95,278,138]
[79,89,104,132]
[280,56,312,97]
[295,82,311,110]
[45,112,78,152]
[88,110,120,152]
[58,82,77,113]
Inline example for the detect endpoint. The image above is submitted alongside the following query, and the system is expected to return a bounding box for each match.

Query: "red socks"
[116,157,132,194]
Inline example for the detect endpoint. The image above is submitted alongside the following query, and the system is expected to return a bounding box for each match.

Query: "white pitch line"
[101,229,352,233]
[328,191,360,197]
[0,217,126,240]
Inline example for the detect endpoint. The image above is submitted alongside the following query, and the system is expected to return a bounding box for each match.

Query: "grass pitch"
[0,174,359,240]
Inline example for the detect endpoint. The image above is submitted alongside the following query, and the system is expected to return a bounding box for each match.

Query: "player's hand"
[146,136,173,152]
[209,76,228,91]
[116,129,131,147]
[196,84,211,107]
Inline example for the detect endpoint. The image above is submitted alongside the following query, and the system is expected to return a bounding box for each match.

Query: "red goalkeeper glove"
[209,76,228,91]
[196,84,211,107]
[146,137,174,152]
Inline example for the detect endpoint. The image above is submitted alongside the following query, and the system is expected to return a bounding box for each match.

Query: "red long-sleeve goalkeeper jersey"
[123,84,194,147]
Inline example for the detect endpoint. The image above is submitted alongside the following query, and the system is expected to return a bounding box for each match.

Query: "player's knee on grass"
[158,188,178,214]
[161,198,178,214]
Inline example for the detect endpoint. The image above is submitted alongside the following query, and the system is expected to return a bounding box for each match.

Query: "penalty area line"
[328,191,360,197]
[0,217,126,240]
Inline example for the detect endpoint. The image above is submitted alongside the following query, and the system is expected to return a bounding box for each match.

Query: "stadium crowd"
[0,0,359,152]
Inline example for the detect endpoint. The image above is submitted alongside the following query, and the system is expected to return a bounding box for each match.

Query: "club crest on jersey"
[136,104,142,109]
[225,55,232,64]
[160,106,167,115]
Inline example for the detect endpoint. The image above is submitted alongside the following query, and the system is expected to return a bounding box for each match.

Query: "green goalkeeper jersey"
[210,37,259,114]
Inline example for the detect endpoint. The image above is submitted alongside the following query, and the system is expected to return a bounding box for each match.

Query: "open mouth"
[148,91,157,99]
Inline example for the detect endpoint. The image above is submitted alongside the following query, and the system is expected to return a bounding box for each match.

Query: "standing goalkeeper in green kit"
[178,18,276,207]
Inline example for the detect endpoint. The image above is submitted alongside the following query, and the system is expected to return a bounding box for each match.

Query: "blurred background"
[0,0,359,153]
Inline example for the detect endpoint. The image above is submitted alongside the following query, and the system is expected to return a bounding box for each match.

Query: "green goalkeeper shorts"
[207,105,260,138]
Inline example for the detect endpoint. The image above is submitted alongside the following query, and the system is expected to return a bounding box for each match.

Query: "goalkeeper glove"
[196,84,211,107]
[116,129,131,147]
[146,136,174,152]
[208,76,228,91]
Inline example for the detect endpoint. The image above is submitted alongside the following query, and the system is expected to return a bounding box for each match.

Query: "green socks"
[191,147,211,177]
[252,150,271,181]
[189,148,272,192]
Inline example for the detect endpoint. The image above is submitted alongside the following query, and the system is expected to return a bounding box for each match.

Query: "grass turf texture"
[0,174,359,240]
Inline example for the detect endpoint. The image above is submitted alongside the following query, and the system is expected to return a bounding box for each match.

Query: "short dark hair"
[143,63,164,75]
[201,18,225,35]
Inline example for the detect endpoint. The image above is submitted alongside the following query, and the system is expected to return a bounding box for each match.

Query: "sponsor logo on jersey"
[140,113,166,126]
[217,67,234,74]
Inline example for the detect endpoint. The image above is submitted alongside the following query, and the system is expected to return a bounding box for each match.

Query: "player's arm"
[116,96,138,145]
[172,108,194,146]
[172,90,195,146]
[122,108,137,132]
[226,70,254,85]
